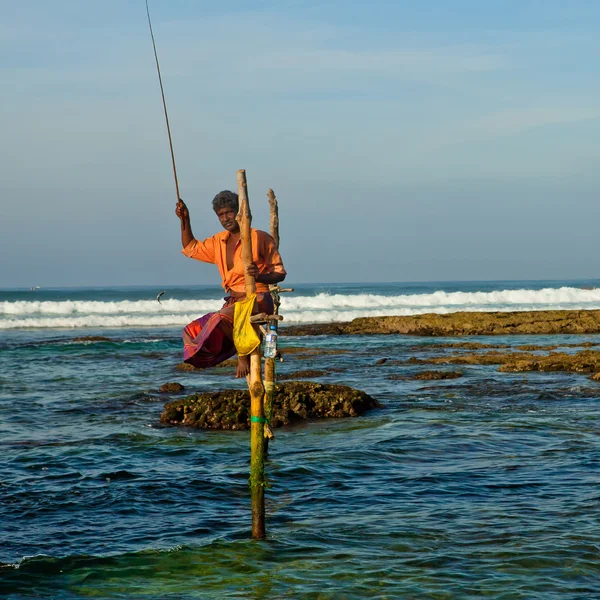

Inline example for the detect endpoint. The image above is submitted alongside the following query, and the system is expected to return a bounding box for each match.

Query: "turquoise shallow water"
[1,283,600,598]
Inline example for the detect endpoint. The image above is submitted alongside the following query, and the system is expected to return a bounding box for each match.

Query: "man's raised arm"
[175,199,195,248]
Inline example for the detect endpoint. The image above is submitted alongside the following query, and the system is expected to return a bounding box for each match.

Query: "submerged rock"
[403,351,516,366]
[282,310,600,337]
[403,349,600,376]
[412,370,463,380]
[497,350,600,374]
[279,346,350,356]
[159,382,185,393]
[160,382,382,430]
[388,370,463,381]
[278,369,330,380]
[175,362,200,372]
[176,358,239,372]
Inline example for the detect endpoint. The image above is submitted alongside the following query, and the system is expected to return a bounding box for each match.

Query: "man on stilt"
[176,191,286,377]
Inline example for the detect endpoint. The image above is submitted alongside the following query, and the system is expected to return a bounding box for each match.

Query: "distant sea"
[5,279,600,330]
[1,280,599,598]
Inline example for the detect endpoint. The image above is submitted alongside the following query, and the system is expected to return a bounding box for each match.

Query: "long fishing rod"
[145,0,181,204]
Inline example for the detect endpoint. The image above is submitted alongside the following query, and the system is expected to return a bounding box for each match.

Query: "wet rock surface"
[159,382,185,393]
[281,310,600,336]
[278,369,330,380]
[160,382,382,430]
[413,370,464,380]
[402,349,600,375]
[412,341,600,351]
[278,346,350,356]
[175,359,238,372]
[497,350,600,374]
[388,370,463,381]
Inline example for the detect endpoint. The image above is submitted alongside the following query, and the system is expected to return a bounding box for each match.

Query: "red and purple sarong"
[182,294,274,369]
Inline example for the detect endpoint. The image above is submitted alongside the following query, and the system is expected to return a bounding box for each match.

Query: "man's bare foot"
[236,354,250,378]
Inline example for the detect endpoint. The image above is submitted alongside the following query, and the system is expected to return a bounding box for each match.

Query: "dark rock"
[537,392,558,400]
[279,346,350,356]
[281,324,351,336]
[412,342,509,350]
[213,359,239,369]
[387,370,463,381]
[375,358,388,365]
[412,370,463,380]
[175,359,238,373]
[279,370,329,380]
[73,336,112,342]
[498,350,600,374]
[142,352,167,359]
[159,382,185,393]
[160,381,382,430]
[403,348,600,376]
[175,362,201,372]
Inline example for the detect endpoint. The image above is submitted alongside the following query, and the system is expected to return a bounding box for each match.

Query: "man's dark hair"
[212,190,239,213]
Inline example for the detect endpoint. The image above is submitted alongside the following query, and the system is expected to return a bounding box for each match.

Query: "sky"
[1,0,600,288]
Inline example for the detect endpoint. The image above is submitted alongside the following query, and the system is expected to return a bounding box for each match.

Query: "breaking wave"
[2,286,600,329]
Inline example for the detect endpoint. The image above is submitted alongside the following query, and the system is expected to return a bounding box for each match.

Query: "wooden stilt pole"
[236,169,266,540]
[264,189,280,455]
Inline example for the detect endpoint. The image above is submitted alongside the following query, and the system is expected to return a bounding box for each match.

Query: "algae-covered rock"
[403,351,517,366]
[282,309,600,337]
[159,382,185,393]
[175,362,201,372]
[278,369,330,380]
[497,350,600,374]
[176,359,238,372]
[388,370,463,381]
[402,348,600,376]
[279,346,350,356]
[412,370,463,380]
[160,382,382,430]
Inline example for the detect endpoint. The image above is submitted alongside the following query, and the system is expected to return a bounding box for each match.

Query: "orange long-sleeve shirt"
[182,229,286,293]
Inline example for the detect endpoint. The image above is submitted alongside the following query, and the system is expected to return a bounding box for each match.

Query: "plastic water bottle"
[264,324,278,358]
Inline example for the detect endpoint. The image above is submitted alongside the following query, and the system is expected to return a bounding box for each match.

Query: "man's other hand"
[245,262,260,278]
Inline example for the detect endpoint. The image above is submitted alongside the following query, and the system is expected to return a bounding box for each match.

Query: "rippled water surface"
[1,296,600,597]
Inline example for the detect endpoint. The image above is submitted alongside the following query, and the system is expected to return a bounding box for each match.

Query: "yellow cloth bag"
[233,294,261,356]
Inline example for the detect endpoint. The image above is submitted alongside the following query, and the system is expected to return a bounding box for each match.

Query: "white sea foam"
[2,286,600,329]
[0,299,223,316]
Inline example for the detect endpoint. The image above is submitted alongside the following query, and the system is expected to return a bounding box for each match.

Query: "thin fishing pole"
[146,0,181,203]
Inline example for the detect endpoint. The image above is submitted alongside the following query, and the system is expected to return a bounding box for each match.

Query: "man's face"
[216,207,239,233]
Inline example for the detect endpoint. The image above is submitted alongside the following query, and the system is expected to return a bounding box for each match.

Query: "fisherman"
[176,191,286,377]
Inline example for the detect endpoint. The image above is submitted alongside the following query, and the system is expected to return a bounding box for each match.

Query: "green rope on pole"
[251,416,269,424]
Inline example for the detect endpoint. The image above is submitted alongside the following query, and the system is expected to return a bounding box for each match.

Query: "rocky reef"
[282,310,600,337]
[160,381,382,430]
[388,370,464,381]
[401,348,600,378]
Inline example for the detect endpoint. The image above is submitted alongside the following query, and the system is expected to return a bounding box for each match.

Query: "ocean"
[1,280,599,598]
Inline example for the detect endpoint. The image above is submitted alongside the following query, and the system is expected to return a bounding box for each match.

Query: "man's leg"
[218,304,250,378]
